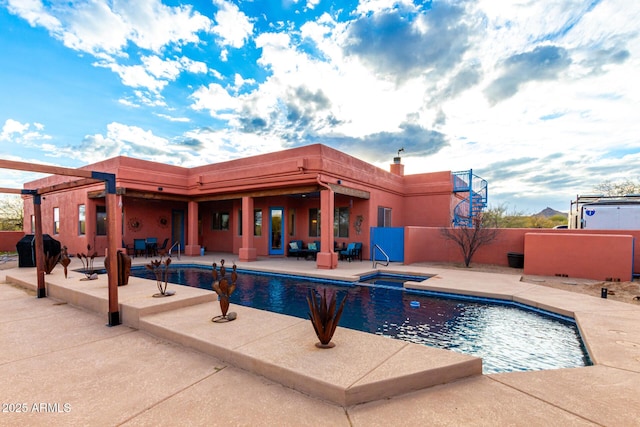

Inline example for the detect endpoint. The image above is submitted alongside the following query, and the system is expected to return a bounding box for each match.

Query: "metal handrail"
[372,244,390,268]
[168,241,181,260]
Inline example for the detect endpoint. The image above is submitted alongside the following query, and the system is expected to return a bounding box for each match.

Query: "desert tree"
[0,195,23,231]
[593,179,640,197]
[440,215,500,267]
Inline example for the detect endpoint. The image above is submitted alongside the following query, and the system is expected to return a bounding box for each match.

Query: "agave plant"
[77,244,98,279]
[44,250,61,274]
[146,257,174,297]
[307,288,347,348]
[212,259,237,322]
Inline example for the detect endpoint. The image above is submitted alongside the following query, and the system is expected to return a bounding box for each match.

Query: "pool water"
[131,265,591,374]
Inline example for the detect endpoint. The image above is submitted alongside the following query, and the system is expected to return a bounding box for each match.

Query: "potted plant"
[307,288,346,348]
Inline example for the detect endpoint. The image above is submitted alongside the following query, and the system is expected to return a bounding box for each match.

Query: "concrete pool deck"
[1,254,640,425]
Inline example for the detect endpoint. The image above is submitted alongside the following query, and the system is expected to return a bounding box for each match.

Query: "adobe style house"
[21,144,483,269]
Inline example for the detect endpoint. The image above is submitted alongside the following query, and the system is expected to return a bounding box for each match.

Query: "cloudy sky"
[0,0,638,214]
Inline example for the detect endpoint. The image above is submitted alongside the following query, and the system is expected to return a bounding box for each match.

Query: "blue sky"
[0,0,638,214]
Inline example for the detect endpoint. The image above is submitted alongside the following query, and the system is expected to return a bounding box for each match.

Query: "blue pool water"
[131,264,591,374]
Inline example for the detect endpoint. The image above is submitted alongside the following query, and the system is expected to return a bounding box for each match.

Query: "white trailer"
[579,203,640,230]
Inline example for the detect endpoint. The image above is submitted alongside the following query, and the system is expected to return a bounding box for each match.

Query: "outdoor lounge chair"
[306,240,320,260]
[288,240,305,258]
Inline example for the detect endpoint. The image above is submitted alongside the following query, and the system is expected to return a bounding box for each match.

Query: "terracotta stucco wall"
[405,226,640,281]
[0,231,25,252]
[524,233,634,281]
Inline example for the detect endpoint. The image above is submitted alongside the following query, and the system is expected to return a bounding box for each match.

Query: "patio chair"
[353,242,363,261]
[122,240,134,256]
[157,238,169,255]
[340,242,362,262]
[339,243,356,261]
[133,239,146,258]
[146,237,158,257]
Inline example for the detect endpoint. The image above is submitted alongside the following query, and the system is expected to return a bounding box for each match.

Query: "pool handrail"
[372,244,389,268]
[168,241,181,260]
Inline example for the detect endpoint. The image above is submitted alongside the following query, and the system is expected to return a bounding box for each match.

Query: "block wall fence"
[404,227,640,281]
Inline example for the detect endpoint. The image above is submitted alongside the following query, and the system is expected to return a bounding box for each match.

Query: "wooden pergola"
[0,159,120,326]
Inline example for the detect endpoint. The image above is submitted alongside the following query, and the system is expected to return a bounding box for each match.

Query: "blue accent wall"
[370,227,404,262]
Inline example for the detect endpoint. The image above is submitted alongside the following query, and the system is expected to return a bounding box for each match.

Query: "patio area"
[1,253,640,425]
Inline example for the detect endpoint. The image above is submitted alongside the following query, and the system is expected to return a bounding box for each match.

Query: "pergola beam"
[0,159,94,179]
[0,187,23,194]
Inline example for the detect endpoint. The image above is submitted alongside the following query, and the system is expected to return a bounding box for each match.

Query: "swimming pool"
[131,264,592,374]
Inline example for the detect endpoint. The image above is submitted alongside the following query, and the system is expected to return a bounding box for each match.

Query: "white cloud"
[211,0,254,49]
[0,119,50,144]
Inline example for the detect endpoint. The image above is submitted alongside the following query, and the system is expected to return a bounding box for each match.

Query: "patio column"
[239,196,256,261]
[316,187,338,269]
[184,200,201,256]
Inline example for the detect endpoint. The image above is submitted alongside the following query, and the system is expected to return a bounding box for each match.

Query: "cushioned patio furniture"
[340,242,362,262]
[288,240,305,258]
[306,240,320,260]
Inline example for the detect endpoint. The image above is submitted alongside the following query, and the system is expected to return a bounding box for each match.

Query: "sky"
[0,0,638,214]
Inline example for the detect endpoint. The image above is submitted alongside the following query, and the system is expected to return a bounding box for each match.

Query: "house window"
[254,209,262,236]
[288,209,295,236]
[212,211,230,230]
[377,207,392,227]
[96,205,107,236]
[78,204,86,235]
[309,208,320,237]
[334,207,349,238]
[53,207,60,234]
[238,210,242,235]
[30,215,35,233]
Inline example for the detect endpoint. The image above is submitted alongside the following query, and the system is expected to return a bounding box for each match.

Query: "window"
[309,208,320,237]
[53,207,60,234]
[212,211,230,230]
[377,207,392,227]
[334,207,349,238]
[238,209,242,235]
[254,209,262,236]
[30,215,35,234]
[288,209,295,236]
[96,205,107,235]
[78,204,86,235]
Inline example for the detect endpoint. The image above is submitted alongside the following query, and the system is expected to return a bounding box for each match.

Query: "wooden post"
[33,194,46,298]
[95,172,120,327]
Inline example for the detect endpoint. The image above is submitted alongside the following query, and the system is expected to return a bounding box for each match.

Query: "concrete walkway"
[1,255,640,425]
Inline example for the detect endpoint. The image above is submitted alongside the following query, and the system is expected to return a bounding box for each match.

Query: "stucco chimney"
[390,148,405,176]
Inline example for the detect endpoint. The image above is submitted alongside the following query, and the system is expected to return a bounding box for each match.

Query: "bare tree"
[593,179,640,196]
[0,195,24,231]
[440,216,500,267]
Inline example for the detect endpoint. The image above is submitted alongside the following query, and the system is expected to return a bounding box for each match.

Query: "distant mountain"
[535,207,566,217]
